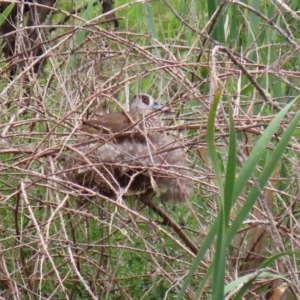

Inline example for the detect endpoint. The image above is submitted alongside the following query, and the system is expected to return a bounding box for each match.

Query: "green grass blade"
[212,213,227,299]
[260,251,300,268]
[233,97,299,202]
[224,110,237,224]
[177,217,219,299]
[212,109,237,299]
[206,87,224,195]
[225,270,287,299]
[228,104,300,242]
[179,85,224,299]
[70,0,94,69]
[143,2,157,39]
[0,3,15,27]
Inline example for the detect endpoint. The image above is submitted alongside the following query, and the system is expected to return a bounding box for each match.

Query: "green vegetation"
[0,0,299,298]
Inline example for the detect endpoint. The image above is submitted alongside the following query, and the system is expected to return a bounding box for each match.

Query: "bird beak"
[151,102,174,114]
[151,102,164,110]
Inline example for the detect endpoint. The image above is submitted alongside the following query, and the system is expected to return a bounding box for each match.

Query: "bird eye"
[141,94,150,105]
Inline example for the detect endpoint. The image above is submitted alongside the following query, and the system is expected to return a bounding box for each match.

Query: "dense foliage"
[0,0,299,299]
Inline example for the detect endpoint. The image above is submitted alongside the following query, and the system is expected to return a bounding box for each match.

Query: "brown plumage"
[79,93,162,138]
[65,94,193,202]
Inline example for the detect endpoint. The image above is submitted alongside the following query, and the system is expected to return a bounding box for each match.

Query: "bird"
[64,94,194,202]
[78,93,164,139]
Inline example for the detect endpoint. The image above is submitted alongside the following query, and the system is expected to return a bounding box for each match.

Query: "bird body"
[65,94,193,202]
[79,112,137,138]
[79,94,162,140]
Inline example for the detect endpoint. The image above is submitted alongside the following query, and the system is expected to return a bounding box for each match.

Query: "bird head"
[130,93,163,114]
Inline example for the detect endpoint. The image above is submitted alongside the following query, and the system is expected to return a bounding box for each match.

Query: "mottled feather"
[64,94,193,202]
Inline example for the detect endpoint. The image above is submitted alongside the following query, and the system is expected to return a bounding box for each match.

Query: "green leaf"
[0,3,15,27]
[225,270,287,299]
[228,98,300,242]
